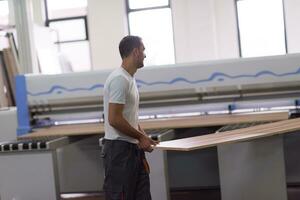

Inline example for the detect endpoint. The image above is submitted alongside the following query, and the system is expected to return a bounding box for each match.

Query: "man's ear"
[132,48,139,57]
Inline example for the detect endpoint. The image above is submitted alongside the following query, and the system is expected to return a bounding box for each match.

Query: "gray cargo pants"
[102,139,151,200]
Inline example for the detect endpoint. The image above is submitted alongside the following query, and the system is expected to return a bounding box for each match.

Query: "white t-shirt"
[103,67,139,144]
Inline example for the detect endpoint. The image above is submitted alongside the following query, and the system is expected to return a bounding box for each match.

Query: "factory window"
[0,0,9,26]
[45,0,87,20]
[236,0,287,58]
[0,0,9,50]
[45,0,91,72]
[127,0,175,66]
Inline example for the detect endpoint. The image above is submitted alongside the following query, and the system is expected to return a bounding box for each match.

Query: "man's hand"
[138,134,159,152]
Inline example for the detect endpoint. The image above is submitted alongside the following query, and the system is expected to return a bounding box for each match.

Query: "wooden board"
[20,111,289,138]
[2,48,19,105]
[155,117,300,151]
[0,51,13,106]
[0,53,8,107]
[20,123,105,138]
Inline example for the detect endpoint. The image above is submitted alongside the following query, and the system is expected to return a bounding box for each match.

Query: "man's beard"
[138,62,144,69]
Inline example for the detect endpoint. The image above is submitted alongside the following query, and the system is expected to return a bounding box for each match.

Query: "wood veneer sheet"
[0,54,8,107]
[155,118,300,151]
[2,48,18,105]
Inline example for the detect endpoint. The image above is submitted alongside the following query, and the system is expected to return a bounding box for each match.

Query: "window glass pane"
[0,1,9,50]
[0,0,9,16]
[0,0,9,26]
[128,0,168,9]
[129,8,175,66]
[237,0,286,57]
[58,41,91,72]
[49,18,86,42]
[46,0,87,19]
[0,31,8,50]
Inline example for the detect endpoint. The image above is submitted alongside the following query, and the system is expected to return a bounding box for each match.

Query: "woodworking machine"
[15,53,300,137]
[1,53,300,200]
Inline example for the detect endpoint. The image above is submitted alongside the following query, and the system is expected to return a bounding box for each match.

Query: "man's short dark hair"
[119,35,142,59]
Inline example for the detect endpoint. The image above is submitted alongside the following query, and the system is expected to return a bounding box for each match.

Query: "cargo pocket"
[104,185,125,200]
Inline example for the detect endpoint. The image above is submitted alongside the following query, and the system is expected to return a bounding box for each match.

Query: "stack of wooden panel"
[0,33,19,107]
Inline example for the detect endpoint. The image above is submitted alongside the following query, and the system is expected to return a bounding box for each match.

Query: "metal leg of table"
[146,149,170,200]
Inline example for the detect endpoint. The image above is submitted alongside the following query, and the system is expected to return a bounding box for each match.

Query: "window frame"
[43,0,92,72]
[0,0,9,28]
[126,0,171,35]
[126,0,171,12]
[126,0,176,66]
[46,16,89,44]
[44,0,89,44]
[235,0,288,57]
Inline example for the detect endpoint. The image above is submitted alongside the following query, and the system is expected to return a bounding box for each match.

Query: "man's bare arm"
[108,103,157,150]
[138,124,159,152]
[138,124,145,134]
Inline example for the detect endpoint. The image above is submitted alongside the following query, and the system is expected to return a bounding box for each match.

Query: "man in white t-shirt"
[102,35,158,200]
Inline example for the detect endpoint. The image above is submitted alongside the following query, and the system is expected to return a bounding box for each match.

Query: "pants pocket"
[104,184,124,200]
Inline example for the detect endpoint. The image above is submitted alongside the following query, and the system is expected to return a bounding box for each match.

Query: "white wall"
[87,0,300,69]
[172,0,217,63]
[87,0,128,70]
[87,0,240,69]
[284,0,300,53]
[21,0,300,71]
[214,0,240,59]
[31,0,45,26]
[171,0,239,63]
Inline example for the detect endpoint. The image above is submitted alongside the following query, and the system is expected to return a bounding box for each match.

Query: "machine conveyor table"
[21,111,289,138]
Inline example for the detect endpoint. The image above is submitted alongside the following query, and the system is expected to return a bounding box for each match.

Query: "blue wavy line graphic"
[27,67,300,96]
[136,67,300,87]
[27,84,104,96]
